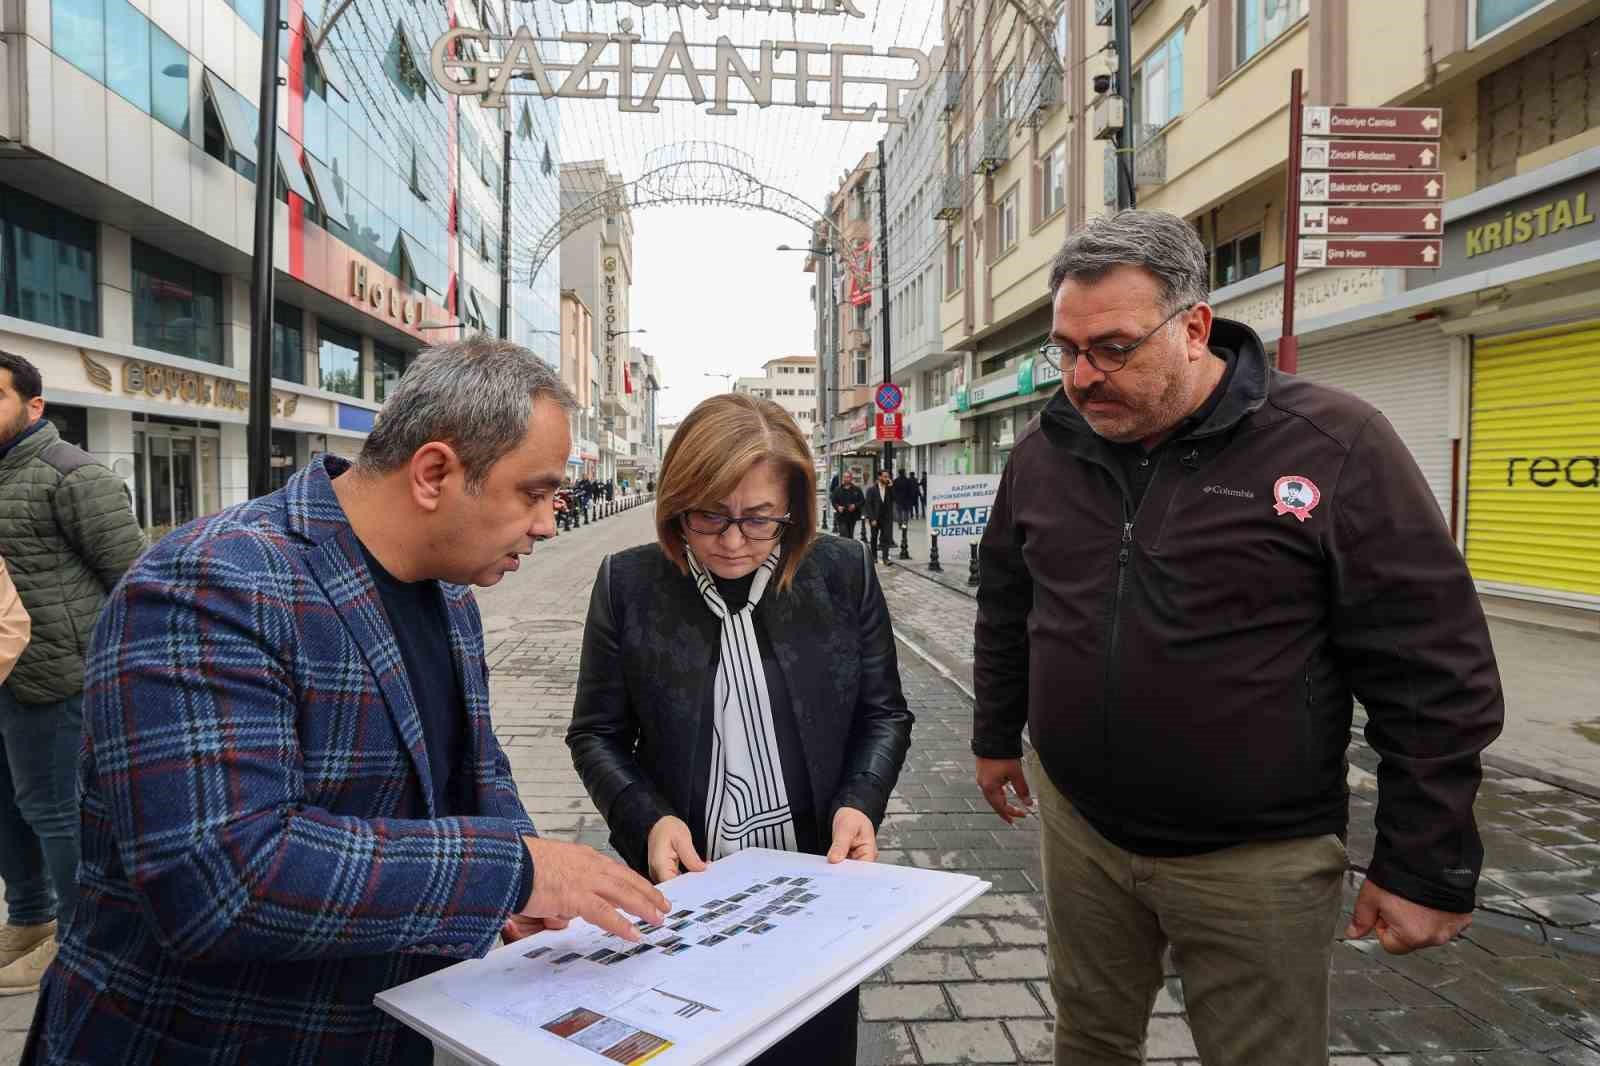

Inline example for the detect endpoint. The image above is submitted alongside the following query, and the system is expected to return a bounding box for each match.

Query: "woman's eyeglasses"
[1038,303,1194,375]
[682,511,793,540]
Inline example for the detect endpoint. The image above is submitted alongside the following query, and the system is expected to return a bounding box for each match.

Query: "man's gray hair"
[358,334,576,491]
[1048,210,1210,310]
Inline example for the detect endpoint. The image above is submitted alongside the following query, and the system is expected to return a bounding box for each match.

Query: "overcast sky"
[539,0,944,421]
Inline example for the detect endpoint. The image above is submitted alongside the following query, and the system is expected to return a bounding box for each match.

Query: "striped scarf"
[686,545,798,860]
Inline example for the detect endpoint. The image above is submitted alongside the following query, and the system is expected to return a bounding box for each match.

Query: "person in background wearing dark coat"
[916,472,927,518]
[863,470,895,565]
[830,471,864,542]
[891,471,918,553]
[568,393,912,1066]
[972,211,1503,1066]
[0,352,144,995]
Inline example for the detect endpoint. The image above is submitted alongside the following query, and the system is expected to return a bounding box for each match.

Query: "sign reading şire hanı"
[429,23,944,122]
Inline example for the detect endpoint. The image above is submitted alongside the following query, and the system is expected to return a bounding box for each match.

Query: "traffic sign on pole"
[1302,106,1441,139]
[875,382,903,413]
[1300,171,1444,203]
[1301,139,1440,171]
[1299,205,1442,236]
[1297,239,1443,269]
[874,411,905,441]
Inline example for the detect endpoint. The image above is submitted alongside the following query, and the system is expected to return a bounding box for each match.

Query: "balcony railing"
[1101,126,1170,205]
[943,69,961,113]
[973,116,1010,174]
[1019,61,1061,126]
[934,171,966,220]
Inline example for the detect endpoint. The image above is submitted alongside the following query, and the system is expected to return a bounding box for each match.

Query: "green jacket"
[0,421,145,704]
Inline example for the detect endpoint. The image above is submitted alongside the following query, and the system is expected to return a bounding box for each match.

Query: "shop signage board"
[1299,206,1441,236]
[927,474,1001,550]
[1300,139,1440,171]
[875,383,903,412]
[1300,171,1444,203]
[1303,106,1441,138]
[1297,239,1442,269]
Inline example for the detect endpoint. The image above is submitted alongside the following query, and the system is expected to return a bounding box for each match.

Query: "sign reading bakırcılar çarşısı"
[428,9,946,123]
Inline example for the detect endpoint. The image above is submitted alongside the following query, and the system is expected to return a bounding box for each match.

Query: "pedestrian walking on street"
[830,470,864,542]
[917,471,927,518]
[0,353,144,997]
[864,469,896,564]
[892,470,918,553]
[971,211,1504,1066]
[27,338,669,1066]
[568,392,913,1066]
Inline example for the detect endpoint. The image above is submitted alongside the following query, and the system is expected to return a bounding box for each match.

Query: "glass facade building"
[7,0,562,529]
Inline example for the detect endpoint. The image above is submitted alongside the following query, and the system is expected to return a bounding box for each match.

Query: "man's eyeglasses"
[682,511,793,540]
[1039,303,1194,375]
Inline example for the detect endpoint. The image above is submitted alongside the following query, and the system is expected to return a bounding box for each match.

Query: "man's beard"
[1069,369,1189,444]
[0,410,31,446]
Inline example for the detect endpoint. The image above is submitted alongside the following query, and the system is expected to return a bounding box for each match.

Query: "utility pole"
[1278,68,1305,373]
[876,139,893,475]
[246,0,284,498]
[498,119,513,338]
[1113,0,1136,211]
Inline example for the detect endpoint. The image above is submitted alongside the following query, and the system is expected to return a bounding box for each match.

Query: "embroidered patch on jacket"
[1272,475,1321,522]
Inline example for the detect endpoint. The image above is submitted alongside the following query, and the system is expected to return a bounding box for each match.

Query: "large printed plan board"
[376,848,988,1066]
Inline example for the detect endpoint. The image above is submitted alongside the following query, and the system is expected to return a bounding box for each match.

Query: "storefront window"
[270,429,298,491]
[133,420,221,531]
[272,302,304,383]
[0,183,98,335]
[318,323,362,397]
[373,342,409,402]
[43,404,88,449]
[133,241,223,363]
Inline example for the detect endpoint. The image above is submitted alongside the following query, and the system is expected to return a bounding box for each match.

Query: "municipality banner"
[927,474,1001,550]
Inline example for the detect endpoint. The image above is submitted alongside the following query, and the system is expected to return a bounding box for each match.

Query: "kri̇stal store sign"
[430,8,944,122]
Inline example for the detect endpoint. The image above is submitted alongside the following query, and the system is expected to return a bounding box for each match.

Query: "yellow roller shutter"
[1465,320,1600,600]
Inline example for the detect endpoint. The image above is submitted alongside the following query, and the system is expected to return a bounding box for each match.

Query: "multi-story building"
[734,355,818,431]
[559,289,599,478]
[937,0,1600,626]
[619,346,663,486]
[882,74,968,476]
[559,159,633,482]
[0,0,559,528]
[810,151,880,478]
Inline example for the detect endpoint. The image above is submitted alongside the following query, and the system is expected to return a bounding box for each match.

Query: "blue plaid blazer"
[32,456,538,1066]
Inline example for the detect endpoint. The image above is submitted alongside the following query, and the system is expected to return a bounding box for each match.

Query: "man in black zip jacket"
[972,211,1503,1066]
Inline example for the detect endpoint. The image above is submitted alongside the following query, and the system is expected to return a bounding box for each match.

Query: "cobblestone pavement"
[8,505,1600,1063]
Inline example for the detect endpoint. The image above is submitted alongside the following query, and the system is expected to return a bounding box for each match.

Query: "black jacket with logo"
[972,318,1504,913]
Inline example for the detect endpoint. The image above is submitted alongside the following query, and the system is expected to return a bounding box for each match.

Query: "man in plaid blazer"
[28,339,667,1065]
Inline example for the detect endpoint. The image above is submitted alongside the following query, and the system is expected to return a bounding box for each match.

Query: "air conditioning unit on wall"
[1092,95,1124,141]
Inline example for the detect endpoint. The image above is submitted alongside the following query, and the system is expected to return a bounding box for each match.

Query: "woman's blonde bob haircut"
[655,393,819,592]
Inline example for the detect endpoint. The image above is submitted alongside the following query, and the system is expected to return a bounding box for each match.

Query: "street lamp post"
[777,241,838,478]
[245,0,285,498]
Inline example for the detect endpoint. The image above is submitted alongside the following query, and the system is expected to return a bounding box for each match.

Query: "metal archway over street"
[524,142,871,287]
[429,24,944,122]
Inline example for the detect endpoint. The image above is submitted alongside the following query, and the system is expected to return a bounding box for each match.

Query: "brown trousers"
[1029,751,1347,1065]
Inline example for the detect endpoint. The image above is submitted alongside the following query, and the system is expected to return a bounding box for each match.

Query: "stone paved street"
[7,505,1600,1063]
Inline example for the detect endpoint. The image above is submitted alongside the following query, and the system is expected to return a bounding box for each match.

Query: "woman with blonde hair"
[567,393,912,1064]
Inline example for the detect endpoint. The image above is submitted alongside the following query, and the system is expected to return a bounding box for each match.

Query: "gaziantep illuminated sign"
[429,23,944,123]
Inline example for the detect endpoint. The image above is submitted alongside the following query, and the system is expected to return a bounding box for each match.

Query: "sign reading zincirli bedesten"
[429,20,945,123]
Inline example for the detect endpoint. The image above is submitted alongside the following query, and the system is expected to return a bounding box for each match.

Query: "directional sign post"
[1298,239,1443,269]
[1300,171,1445,203]
[1284,91,1449,374]
[1303,106,1442,139]
[1299,205,1442,236]
[1301,139,1440,171]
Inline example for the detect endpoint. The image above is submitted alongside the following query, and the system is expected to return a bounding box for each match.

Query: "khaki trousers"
[1029,751,1347,1066]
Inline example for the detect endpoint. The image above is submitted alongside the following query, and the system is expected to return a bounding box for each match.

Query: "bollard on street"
[928,534,941,572]
[898,526,911,561]
[967,543,980,588]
